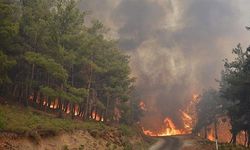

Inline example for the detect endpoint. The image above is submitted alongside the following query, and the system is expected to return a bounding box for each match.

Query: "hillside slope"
[0,104,151,150]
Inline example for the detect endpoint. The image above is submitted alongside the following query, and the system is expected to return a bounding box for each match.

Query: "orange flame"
[142,110,193,136]
[139,101,147,111]
[180,110,193,132]
[192,94,199,102]
[142,117,187,136]
[91,112,104,121]
[208,132,215,141]
[158,118,182,136]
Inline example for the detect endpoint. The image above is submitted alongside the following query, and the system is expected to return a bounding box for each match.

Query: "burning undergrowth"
[139,94,198,136]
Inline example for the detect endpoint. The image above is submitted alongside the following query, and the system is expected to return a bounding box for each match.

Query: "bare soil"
[0,130,122,150]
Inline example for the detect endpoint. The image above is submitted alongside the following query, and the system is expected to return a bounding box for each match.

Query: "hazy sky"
[79,0,250,130]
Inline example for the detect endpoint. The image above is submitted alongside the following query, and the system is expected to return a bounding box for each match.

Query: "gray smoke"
[79,0,250,130]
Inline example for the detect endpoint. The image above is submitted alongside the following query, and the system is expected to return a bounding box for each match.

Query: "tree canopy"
[0,0,140,125]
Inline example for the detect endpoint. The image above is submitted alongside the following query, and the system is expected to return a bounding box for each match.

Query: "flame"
[74,105,79,116]
[180,110,193,132]
[142,128,158,136]
[91,112,104,121]
[66,105,70,114]
[192,94,199,101]
[181,111,192,120]
[142,117,188,136]
[139,101,147,111]
[208,132,215,141]
[142,110,194,136]
[159,118,182,136]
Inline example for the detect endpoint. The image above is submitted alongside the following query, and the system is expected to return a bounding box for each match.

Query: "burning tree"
[194,89,224,140]
[220,44,250,146]
[195,44,250,147]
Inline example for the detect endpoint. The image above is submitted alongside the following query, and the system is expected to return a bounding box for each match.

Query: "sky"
[79,0,250,130]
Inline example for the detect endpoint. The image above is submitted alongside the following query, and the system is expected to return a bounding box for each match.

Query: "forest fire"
[180,110,193,131]
[91,112,103,121]
[140,93,196,137]
[208,132,215,141]
[192,94,199,101]
[139,101,147,111]
[142,110,193,136]
[158,117,182,136]
[142,117,186,136]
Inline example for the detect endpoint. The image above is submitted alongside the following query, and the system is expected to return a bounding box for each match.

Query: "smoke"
[79,0,250,129]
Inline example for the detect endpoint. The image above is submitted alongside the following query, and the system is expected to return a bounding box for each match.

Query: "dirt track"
[149,135,216,150]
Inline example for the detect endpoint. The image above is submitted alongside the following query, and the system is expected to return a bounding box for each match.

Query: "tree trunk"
[84,64,93,120]
[71,103,75,119]
[58,98,63,118]
[105,93,110,122]
[204,126,207,139]
[247,130,250,147]
[71,65,74,86]
[12,84,18,97]
[244,130,247,147]
[230,133,237,145]
[214,120,219,150]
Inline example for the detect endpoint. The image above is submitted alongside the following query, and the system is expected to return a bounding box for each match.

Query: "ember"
[139,101,147,111]
[91,112,103,121]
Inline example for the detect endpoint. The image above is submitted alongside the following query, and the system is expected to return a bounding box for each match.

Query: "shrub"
[119,124,135,137]
[0,111,5,130]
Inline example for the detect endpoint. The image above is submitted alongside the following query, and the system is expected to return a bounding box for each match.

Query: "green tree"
[0,0,137,125]
[195,89,224,140]
[220,44,250,145]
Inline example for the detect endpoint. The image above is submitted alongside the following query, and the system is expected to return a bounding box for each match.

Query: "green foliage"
[0,0,19,49]
[24,51,68,81]
[123,142,133,150]
[0,0,137,128]
[195,89,225,131]
[219,44,250,141]
[40,86,85,103]
[0,51,16,84]
[96,100,106,110]
[118,124,136,137]
[0,110,5,130]
[0,104,108,133]
[219,143,250,150]
[65,85,88,98]
[40,86,58,98]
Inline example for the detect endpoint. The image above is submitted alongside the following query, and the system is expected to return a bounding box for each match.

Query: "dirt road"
[149,135,215,150]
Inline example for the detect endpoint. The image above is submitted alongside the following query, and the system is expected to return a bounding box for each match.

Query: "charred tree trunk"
[58,84,64,118]
[44,96,47,112]
[39,93,44,110]
[230,133,237,145]
[214,121,218,140]
[94,108,97,120]
[64,101,69,113]
[33,90,38,108]
[47,97,52,110]
[58,98,63,118]
[71,103,75,119]
[247,130,250,147]
[214,120,219,150]
[244,130,248,147]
